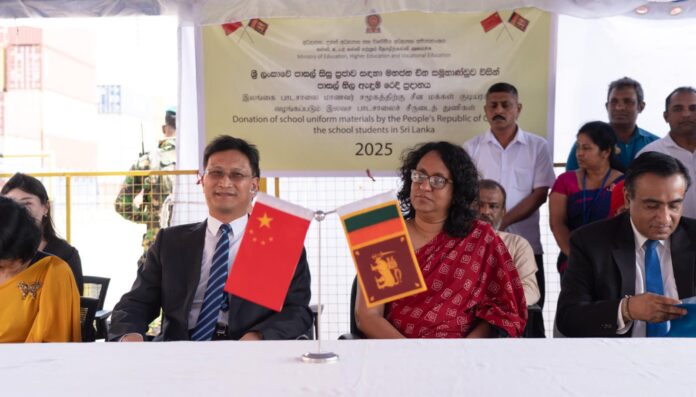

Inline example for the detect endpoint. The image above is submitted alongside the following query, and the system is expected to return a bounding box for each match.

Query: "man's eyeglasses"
[204,169,253,182]
[410,170,452,190]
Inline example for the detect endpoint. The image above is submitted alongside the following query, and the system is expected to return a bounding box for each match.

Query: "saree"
[385,220,527,338]
[552,171,624,274]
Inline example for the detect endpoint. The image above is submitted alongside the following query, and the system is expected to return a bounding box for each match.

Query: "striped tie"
[191,223,231,341]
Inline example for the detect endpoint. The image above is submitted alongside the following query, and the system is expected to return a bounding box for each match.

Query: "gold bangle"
[626,295,633,321]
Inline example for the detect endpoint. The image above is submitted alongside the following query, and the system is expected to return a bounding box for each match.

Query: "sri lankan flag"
[337,192,426,308]
[248,18,269,35]
[508,11,530,32]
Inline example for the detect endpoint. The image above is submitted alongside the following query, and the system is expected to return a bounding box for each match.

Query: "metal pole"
[65,175,72,243]
[301,210,338,364]
[317,211,322,352]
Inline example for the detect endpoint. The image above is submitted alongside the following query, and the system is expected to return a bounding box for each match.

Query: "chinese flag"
[508,11,530,32]
[337,192,426,308]
[480,12,503,33]
[225,193,314,311]
[221,21,243,35]
[248,18,269,35]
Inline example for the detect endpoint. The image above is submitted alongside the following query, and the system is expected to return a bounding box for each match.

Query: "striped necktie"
[645,239,668,337]
[191,223,231,341]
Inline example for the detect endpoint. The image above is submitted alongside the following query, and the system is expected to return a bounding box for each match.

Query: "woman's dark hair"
[0,196,41,262]
[577,121,626,173]
[1,173,58,241]
[397,141,479,237]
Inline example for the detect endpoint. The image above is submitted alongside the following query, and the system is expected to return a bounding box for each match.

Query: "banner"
[203,9,551,174]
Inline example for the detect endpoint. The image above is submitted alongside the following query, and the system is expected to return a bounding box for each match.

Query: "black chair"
[297,304,324,340]
[338,276,364,340]
[523,304,544,338]
[79,296,99,342]
[310,304,323,339]
[83,276,111,340]
[339,275,541,339]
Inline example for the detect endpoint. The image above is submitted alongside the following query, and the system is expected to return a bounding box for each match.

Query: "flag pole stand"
[301,210,339,364]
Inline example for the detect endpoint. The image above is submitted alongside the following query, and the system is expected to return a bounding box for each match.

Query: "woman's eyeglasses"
[410,170,451,190]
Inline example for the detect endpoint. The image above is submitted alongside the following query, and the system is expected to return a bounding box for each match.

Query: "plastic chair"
[79,296,99,342]
[523,304,545,338]
[338,276,364,339]
[296,304,324,340]
[83,276,111,340]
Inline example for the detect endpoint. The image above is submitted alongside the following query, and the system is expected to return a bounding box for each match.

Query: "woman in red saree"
[356,142,527,338]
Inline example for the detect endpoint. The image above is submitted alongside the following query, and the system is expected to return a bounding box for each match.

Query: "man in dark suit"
[109,135,312,341]
[557,151,692,337]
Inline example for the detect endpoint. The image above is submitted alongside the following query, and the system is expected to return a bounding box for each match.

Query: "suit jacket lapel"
[612,213,637,296]
[183,220,208,318]
[226,214,252,327]
[670,222,695,298]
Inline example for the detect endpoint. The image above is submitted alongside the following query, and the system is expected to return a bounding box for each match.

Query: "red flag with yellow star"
[225,192,314,311]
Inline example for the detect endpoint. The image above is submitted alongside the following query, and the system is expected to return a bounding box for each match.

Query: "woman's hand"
[549,191,571,256]
[466,321,493,338]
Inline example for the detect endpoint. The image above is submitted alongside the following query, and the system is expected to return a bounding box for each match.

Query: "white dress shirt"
[497,231,540,305]
[464,127,556,254]
[637,134,696,218]
[188,214,248,329]
[616,219,679,336]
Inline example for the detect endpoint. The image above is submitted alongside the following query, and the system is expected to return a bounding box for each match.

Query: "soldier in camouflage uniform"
[115,109,177,267]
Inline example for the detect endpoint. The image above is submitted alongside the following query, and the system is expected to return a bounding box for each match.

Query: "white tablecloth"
[2,339,696,396]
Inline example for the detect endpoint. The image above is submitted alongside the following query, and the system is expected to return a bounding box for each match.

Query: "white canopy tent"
[2,0,694,170]
[2,0,694,336]
[0,0,694,20]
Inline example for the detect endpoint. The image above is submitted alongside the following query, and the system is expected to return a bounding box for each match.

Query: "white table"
[2,339,696,396]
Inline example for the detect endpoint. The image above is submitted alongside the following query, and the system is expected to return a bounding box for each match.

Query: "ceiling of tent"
[0,0,694,21]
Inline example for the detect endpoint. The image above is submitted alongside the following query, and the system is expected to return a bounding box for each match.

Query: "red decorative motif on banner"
[248,19,269,35]
[509,11,530,32]
[365,14,382,34]
[480,12,503,33]
[222,22,243,36]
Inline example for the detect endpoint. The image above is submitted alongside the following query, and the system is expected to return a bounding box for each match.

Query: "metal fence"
[1,169,565,339]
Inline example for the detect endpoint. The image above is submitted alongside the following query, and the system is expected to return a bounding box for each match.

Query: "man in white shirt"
[109,135,312,341]
[637,86,696,218]
[464,82,556,309]
[557,152,693,337]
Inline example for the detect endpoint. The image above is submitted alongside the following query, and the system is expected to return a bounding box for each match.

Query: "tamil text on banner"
[225,192,314,311]
[336,191,426,308]
[202,9,551,174]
